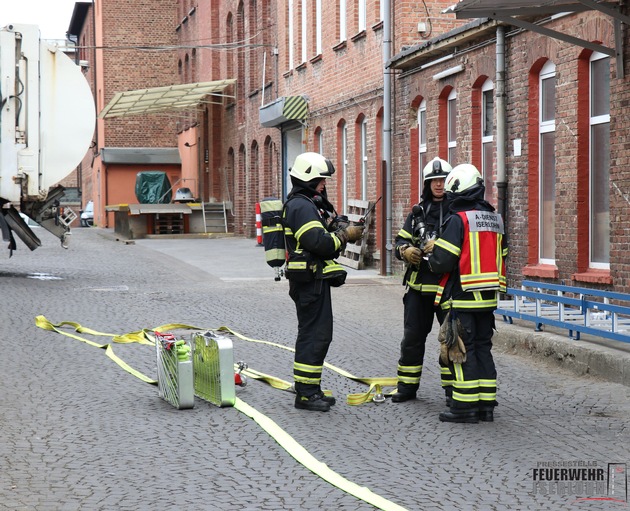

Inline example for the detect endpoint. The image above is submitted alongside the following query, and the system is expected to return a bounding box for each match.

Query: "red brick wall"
[100,0,179,148]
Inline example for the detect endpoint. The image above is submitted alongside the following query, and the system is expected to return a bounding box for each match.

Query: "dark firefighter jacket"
[395,197,450,294]
[283,193,347,284]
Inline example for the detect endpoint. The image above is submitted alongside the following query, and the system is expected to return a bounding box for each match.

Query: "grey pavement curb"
[494,320,630,387]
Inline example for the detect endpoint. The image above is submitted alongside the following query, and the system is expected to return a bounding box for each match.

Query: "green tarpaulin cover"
[135,171,172,204]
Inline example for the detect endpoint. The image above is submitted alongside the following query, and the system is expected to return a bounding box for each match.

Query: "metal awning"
[259,95,309,127]
[445,0,628,77]
[101,147,181,164]
[99,79,236,119]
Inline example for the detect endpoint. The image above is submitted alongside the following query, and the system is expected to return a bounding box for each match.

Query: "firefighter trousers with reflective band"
[397,289,445,394]
[289,278,333,398]
[448,310,497,410]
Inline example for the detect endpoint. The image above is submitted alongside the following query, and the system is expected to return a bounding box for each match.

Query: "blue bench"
[496,280,630,343]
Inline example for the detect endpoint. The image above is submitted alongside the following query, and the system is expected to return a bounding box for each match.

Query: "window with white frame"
[590,52,610,267]
[339,0,347,42]
[379,0,385,22]
[539,61,556,263]
[359,0,366,32]
[360,118,368,200]
[301,0,307,64]
[284,125,306,198]
[315,0,322,56]
[341,121,348,213]
[447,90,457,164]
[288,0,294,70]
[482,79,494,200]
[418,99,427,198]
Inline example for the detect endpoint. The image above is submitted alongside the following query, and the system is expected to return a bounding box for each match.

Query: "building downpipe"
[496,26,507,223]
[383,0,393,275]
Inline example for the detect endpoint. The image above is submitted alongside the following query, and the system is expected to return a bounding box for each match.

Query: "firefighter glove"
[448,335,467,364]
[438,309,467,365]
[344,225,365,243]
[401,246,422,265]
[422,239,435,255]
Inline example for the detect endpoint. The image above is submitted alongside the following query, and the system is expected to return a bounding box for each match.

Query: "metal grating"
[191,331,236,407]
[155,332,195,409]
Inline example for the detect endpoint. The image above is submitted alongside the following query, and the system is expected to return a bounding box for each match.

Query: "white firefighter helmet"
[422,157,452,183]
[444,163,483,194]
[289,152,335,182]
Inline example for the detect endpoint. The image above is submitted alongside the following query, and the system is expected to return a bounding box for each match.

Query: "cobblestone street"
[1,228,628,510]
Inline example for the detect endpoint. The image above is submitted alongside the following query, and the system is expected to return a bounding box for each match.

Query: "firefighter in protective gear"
[391,157,452,403]
[283,152,363,412]
[428,163,508,423]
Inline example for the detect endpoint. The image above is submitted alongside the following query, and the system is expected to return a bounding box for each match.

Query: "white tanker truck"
[0,23,95,254]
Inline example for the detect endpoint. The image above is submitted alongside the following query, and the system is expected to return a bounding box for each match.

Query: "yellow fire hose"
[35,316,406,511]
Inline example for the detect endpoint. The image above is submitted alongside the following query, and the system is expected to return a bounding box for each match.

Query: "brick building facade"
[175,0,461,258]
[68,1,630,293]
[390,8,630,293]
[70,0,461,268]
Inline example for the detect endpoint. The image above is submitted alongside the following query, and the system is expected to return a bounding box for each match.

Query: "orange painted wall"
[177,127,201,199]
[104,164,181,226]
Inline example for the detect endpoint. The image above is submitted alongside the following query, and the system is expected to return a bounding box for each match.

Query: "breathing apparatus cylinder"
[260,197,286,275]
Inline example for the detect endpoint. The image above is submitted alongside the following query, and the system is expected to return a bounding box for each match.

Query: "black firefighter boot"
[390,383,417,403]
[391,392,417,403]
[444,386,453,407]
[479,405,495,422]
[439,407,479,424]
[295,392,331,412]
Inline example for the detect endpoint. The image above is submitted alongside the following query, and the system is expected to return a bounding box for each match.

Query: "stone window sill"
[573,269,612,285]
[522,264,559,279]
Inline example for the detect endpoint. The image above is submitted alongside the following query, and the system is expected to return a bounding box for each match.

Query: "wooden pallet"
[337,198,373,270]
[154,213,184,234]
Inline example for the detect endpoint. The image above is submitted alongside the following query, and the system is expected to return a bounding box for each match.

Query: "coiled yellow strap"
[35,316,407,511]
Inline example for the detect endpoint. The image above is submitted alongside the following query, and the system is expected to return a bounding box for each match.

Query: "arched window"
[313,0,322,57]
[248,1,258,92]
[287,0,294,70]
[314,127,324,154]
[447,89,457,164]
[589,52,610,268]
[338,120,348,213]
[539,60,556,263]
[237,2,245,121]
[481,78,494,200]
[226,13,234,105]
[418,98,427,198]
[338,0,347,42]
[358,115,368,200]
[358,0,366,32]
[300,0,307,64]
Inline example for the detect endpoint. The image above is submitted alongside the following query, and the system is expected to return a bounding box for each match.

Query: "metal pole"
[383,0,393,275]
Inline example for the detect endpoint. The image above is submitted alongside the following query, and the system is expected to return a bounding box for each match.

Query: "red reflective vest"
[434,210,507,308]
[458,210,507,292]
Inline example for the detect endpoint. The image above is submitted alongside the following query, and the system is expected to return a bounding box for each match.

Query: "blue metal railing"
[496,280,630,343]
